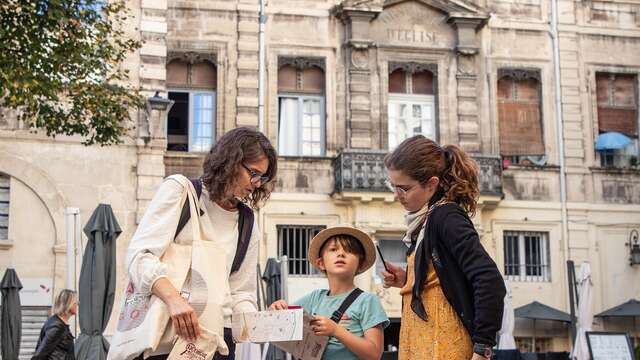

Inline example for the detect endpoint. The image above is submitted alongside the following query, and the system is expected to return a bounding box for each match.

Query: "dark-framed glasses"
[241,163,270,186]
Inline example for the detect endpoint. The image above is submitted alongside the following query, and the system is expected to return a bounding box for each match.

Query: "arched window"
[387,63,437,149]
[497,69,544,162]
[166,56,217,152]
[277,58,326,156]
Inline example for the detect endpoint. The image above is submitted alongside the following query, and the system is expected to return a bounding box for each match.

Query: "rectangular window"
[388,95,436,149]
[375,239,408,275]
[0,175,9,240]
[503,231,550,282]
[595,73,639,168]
[278,95,325,156]
[277,225,326,276]
[497,69,545,165]
[167,91,216,152]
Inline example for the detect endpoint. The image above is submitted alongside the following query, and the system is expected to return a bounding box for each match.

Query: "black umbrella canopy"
[514,301,572,323]
[75,204,121,360]
[595,299,640,318]
[1,268,23,360]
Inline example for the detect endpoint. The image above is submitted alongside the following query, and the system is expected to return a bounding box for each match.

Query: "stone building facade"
[1,0,639,356]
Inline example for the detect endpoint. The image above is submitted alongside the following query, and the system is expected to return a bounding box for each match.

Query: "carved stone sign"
[371,2,454,48]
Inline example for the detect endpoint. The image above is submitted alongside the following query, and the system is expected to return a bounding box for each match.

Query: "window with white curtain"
[503,231,551,282]
[168,91,216,152]
[166,58,217,152]
[387,65,437,149]
[277,58,325,156]
[278,95,324,156]
[388,95,436,149]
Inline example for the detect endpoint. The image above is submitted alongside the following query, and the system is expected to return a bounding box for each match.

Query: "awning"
[595,299,640,318]
[514,301,572,323]
[594,132,633,151]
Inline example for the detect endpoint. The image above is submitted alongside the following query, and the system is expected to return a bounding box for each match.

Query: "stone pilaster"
[136,0,170,223]
[448,17,488,153]
[235,2,260,127]
[336,2,382,149]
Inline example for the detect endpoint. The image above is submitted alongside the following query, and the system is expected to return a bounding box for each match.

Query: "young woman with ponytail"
[381,135,506,360]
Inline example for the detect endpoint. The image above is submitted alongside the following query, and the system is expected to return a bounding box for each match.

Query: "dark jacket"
[411,201,506,346]
[32,315,75,360]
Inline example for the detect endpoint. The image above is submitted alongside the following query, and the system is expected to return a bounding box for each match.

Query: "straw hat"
[308,226,376,275]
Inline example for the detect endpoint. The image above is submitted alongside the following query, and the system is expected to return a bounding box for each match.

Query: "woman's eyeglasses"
[242,163,270,186]
[384,179,418,196]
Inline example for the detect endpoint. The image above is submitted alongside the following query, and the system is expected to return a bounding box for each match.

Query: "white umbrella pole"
[64,207,80,337]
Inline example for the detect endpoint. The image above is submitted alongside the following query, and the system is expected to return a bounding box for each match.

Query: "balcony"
[333,149,503,200]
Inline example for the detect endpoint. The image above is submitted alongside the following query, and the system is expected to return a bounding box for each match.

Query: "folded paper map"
[231,308,328,360]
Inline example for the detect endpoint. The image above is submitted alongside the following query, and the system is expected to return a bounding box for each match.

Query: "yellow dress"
[398,251,473,360]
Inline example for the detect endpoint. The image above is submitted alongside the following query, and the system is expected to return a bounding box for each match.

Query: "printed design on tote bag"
[117,281,156,331]
[186,269,208,316]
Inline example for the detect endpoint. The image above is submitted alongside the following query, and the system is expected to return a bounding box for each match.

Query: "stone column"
[336,2,382,149]
[448,17,487,153]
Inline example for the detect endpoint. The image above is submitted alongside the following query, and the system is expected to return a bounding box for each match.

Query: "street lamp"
[626,229,640,266]
[147,91,173,111]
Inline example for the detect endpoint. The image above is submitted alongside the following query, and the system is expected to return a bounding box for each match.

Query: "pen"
[376,245,390,273]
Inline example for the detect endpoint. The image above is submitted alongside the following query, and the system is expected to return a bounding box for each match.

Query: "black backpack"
[173,178,254,273]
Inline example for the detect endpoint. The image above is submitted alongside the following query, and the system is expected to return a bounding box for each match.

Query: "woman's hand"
[382,261,406,288]
[269,300,288,310]
[310,315,338,337]
[166,295,200,342]
[471,353,489,360]
[152,278,200,342]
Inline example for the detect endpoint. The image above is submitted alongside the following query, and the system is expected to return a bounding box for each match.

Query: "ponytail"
[440,145,479,216]
[384,136,480,216]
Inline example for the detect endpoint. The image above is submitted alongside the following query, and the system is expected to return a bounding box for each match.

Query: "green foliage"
[0,0,143,145]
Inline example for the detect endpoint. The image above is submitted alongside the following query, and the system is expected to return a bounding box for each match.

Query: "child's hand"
[310,315,338,337]
[382,261,406,288]
[269,300,288,310]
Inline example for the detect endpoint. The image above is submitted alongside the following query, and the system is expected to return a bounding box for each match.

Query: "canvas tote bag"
[108,175,228,360]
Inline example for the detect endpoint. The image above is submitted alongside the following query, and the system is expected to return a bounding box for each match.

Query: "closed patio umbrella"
[75,204,121,360]
[498,279,517,350]
[1,268,23,360]
[572,262,593,360]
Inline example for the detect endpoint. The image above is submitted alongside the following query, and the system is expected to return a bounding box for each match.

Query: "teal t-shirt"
[293,289,390,360]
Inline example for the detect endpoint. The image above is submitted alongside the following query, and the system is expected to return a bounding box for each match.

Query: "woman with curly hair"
[381,135,505,360]
[125,127,277,360]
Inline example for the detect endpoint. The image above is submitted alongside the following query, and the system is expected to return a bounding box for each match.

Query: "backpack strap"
[174,178,203,240]
[330,288,363,323]
[173,177,254,274]
[231,202,254,273]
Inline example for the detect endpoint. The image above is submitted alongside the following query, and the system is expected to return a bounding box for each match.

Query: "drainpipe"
[258,0,266,132]
[551,0,572,338]
[551,0,569,259]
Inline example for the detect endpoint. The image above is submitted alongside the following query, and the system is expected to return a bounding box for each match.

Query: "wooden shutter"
[596,73,638,137]
[278,65,297,92]
[412,71,434,95]
[166,60,188,87]
[191,62,217,89]
[302,66,324,94]
[389,69,406,94]
[498,74,545,156]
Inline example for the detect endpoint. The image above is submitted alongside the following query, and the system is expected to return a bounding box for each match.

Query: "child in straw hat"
[270,226,389,360]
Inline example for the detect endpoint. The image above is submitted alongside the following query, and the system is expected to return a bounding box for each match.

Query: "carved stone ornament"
[278,57,326,71]
[351,49,370,70]
[456,55,476,76]
[498,68,541,81]
[388,62,437,74]
[167,51,216,65]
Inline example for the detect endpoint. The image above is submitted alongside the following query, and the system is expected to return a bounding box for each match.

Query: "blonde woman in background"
[32,289,78,360]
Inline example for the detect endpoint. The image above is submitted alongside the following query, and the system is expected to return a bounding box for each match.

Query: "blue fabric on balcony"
[594,132,633,150]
